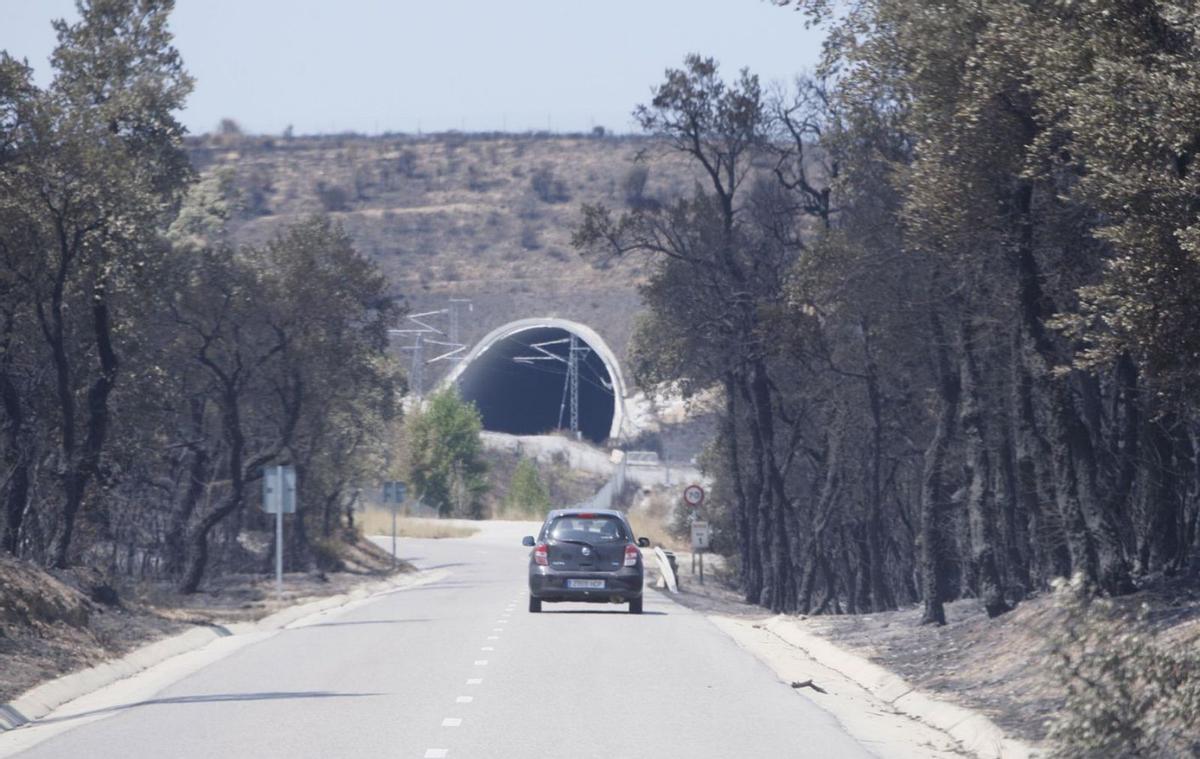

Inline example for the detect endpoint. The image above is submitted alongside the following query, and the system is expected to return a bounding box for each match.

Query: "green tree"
[502,458,550,518]
[404,389,488,518]
[0,0,193,566]
[168,217,400,592]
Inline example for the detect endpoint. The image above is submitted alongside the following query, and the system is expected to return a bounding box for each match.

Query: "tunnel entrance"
[449,320,623,444]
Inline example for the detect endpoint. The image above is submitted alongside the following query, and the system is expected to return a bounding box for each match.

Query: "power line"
[512,334,592,438]
[389,299,472,396]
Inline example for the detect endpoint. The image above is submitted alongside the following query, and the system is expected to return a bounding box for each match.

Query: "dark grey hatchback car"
[523,509,650,614]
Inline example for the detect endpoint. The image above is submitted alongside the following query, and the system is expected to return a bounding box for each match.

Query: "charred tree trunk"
[748,358,795,612]
[959,320,1010,618]
[1,304,30,555]
[1011,346,1070,586]
[920,310,959,626]
[996,428,1030,595]
[181,373,260,594]
[862,323,893,612]
[164,397,210,576]
[724,374,761,605]
[1011,181,1132,594]
[54,288,119,568]
[1140,415,1189,573]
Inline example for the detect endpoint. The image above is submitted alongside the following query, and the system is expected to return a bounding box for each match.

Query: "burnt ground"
[650,555,1200,743]
[0,536,412,704]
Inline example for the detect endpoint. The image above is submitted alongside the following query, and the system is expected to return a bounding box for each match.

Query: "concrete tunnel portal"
[443,318,626,444]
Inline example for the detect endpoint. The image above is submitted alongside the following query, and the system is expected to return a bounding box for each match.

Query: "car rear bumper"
[529,566,644,602]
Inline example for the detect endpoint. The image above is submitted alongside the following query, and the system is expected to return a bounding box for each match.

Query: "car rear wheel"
[529,596,542,613]
[629,598,642,614]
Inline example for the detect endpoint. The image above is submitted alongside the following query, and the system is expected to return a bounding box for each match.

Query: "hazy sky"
[2,0,825,136]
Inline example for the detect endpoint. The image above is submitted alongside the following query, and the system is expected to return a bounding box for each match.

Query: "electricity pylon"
[514,335,590,438]
[389,300,471,396]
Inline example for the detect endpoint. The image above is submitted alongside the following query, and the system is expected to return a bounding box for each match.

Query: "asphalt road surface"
[3,521,879,758]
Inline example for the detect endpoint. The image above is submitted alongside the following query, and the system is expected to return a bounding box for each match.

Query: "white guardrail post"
[654,546,679,593]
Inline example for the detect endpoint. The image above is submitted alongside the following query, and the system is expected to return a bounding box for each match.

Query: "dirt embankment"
[0,536,411,703]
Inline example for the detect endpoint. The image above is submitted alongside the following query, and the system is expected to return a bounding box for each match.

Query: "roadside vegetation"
[354,513,479,540]
[576,1,1200,622]
[498,458,551,519]
[574,1,1200,751]
[400,389,489,518]
[0,2,403,599]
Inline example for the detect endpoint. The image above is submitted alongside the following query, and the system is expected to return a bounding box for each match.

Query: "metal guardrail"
[624,450,661,466]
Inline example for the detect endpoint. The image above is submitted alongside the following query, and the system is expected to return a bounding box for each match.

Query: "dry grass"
[0,534,410,702]
[358,510,479,539]
[627,510,687,552]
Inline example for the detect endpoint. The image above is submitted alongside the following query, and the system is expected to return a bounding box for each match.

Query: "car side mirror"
[637,537,650,548]
[522,536,536,547]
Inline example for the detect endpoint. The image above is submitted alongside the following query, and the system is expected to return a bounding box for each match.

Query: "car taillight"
[624,544,640,567]
[534,543,548,566]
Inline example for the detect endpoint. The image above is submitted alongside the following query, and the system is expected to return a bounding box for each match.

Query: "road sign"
[263,465,297,514]
[262,464,296,600]
[691,521,712,550]
[382,481,407,504]
[683,484,705,508]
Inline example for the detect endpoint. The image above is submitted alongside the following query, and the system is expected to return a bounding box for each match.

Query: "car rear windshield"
[547,515,628,543]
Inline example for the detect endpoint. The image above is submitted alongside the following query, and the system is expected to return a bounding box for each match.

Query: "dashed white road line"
[424,749,448,758]
[481,646,494,651]
[441,718,462,727]
[473,660,488,666]
[487,635,499,640]
[456,696,473,703]
[466,678,482,685]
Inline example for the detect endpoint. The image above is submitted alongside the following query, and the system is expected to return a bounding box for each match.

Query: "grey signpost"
[683,484,706,584]
[263,465,297,599]
[691,521,711,585]
[382,481,407,565]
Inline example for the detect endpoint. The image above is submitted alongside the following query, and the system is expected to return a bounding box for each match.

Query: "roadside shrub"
[314,180,350,212]
[520,223,541,250]
[500,458,550,519]
[622,164,661,211]
[397,149,420,178]
[1045,574,1200,758]
[622,165,649,205]
[241,168,273,216]
[530,165,570,203]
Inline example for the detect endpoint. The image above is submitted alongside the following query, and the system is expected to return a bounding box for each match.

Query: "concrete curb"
[761,615,1040,759]
[0,570,424,733]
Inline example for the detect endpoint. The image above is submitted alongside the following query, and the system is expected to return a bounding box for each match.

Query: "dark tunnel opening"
[456,327,615,444]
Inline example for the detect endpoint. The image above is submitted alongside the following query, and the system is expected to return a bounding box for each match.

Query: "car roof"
[545,508,625,520]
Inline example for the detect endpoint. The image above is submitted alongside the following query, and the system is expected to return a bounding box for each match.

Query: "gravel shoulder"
[649,553,1200,746]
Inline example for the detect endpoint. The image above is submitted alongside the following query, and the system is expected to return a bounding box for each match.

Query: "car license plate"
[566,579,605,589]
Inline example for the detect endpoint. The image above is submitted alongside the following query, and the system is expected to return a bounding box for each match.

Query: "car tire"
[529,596,542,613]
[629,598,643,614]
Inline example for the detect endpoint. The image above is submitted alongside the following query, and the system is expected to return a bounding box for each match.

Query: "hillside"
[187,132,701,384]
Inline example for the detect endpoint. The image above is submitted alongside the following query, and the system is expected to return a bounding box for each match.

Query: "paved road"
[4,521,876,758]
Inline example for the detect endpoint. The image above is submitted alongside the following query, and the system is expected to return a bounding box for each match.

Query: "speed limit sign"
[683,484,705,508]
